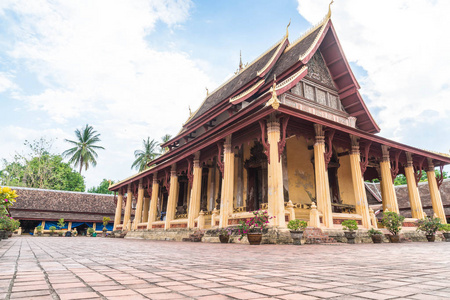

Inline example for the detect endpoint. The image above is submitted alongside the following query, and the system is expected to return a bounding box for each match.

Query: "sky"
[1,0,450,190]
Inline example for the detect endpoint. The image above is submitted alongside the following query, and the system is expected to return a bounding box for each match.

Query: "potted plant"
[237,210,273,245]
[49,226,57,237]
[72,229,78,237]
[440,224,450,242]
[36,225,43,237]
[0,214,6,240]
[216,228,232,243]
[341,219,358,244]
[381,211,405,243]
[57,218,66,235]
[416,217,441,242]
[58,231,64,237]
[287,219,308,245]
[87,227,95,237]
[102,217,110,237]
[368,228,383,243]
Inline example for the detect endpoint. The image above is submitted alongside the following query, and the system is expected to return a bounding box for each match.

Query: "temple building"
[109,6,450,240]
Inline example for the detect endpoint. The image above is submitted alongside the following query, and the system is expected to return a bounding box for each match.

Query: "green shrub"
[49,226,57,232]
[381,211,405,236]
[416,217,441,235]
[341,219,358,232]
[36,225,43,231]
[368,228,383,237]
[287,219,308,231]
[57,218,66,229]
[440,224,450,232]
[87,227,95,236]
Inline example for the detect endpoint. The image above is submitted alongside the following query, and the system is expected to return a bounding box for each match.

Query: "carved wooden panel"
[304,84,315,101]
[305,50,336,89]
[329,94,338,110]
[317,89,326,106]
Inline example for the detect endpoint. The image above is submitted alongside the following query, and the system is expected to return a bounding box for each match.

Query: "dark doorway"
[20,220,40,234]
[245,142,268,212]
[73,223,89,236]
[200,167,209,211]
[159,186,169,221]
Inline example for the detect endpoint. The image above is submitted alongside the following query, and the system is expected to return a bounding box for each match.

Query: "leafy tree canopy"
[0,138,85,192]
[88,179,114,194]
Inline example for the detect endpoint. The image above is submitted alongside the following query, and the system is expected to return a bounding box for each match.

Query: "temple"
[109,7,450,241]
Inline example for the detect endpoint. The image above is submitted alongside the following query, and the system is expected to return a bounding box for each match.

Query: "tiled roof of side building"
[7,186,115,215]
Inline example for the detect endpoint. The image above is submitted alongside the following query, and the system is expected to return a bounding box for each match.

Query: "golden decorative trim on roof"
[285,1,333,53]
[229,79,265,103]
[257,37,287,77]
[265,78,280,110]
[274,65,308,91]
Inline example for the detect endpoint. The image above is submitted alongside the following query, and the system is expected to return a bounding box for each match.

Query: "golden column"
[379,145,399,213]
[188,152,202,229]
[267,119,285,227]
[133,179,144,230]
[147,175,159,229]
[426,158,447,224]
[123,184,133,230]
[349,135,371,228]
[219,135,234,228]
[404,153,425,219]
[113,191,123,230]
[165,165,179,229]
[142,197,150,223]
[313,124,333,228]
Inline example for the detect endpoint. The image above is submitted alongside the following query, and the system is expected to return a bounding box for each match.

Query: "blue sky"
[1,0,450,189]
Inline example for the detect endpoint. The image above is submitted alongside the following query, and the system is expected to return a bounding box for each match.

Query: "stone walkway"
[0,237,450,300]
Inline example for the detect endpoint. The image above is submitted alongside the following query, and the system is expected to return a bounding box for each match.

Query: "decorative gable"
[305,50,336,90]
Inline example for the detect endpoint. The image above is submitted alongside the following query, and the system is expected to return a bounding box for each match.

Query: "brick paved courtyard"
[1,237,450,300]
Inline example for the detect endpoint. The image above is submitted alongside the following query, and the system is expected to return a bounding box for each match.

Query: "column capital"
[170,170,177,177]
[406,152,413,167]
[314,124,324,144]
[427,157,435,171]
[127,184,132,192]
[267,120,280,134]
[349,134,359,154]
[152,173,158,185]
[138,178,143,188]
[381,145,390,162]
[224,135,232,154]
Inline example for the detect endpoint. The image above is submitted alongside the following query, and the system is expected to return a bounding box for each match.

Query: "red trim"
[437,164,445,189]
[414,157,426,186]
[259,120,270,164]
[360,141,372,174]
[216,141,224,177]
[277,115,290,162]
[390,150,401,181]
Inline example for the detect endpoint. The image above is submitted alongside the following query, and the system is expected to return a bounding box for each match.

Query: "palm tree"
[131,138,160,171]
[161,134,172,154]
[62,124,105,174]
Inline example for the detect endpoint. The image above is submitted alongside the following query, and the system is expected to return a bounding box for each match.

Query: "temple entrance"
[245,142,268,212]
[200,168,209,211]
[20,220,40,234]
[327,151,342,212]
[159,186,169,221]
[176,176,189,215]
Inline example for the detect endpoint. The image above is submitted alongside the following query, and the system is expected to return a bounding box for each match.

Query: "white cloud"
[0,0,218,187]
[297,0,450,143]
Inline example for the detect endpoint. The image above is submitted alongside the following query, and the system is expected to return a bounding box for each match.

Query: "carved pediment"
[305,50,336,90]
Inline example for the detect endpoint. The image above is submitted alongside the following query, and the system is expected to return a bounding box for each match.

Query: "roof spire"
[327,0,334,19]
[205,87,209,97]
[285,19,291,39]
[189,105,192,116]
[239,50,243,71]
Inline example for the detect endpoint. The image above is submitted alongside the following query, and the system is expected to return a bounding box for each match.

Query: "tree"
[88,179,114,194]
[62,124,105,174]
[131,138,159,171]
[160,134,172,154]
[0,138,85,191]
[393,170,447,186]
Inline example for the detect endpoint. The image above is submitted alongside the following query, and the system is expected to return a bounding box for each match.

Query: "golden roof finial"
[189,105,192,116]
[265,75,280,110]
[327,0,334,19]
[205,87,209,97]
[239,50,243,71]
[108,180,112,187]
[285,19,291,39]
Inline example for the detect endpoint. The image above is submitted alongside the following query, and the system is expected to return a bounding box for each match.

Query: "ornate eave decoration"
[229,79,265,104]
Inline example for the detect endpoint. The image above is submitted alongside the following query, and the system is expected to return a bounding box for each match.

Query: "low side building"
[7,186,129,235]
[366,179,450,223]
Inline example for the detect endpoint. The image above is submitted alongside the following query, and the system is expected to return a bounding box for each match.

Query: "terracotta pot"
[290,231,303,245]
[388,235,400,243]
[443,232,450,242]
[426,235,435,242]
[344,231,357,244]
[219,235,229,243]
[247,233,262,245]
[371,234,383,244]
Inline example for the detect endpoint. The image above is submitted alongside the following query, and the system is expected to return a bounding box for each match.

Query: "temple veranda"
[108,8,450,243]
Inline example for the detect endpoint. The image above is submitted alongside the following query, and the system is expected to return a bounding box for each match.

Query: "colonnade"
[113,119,447,231]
